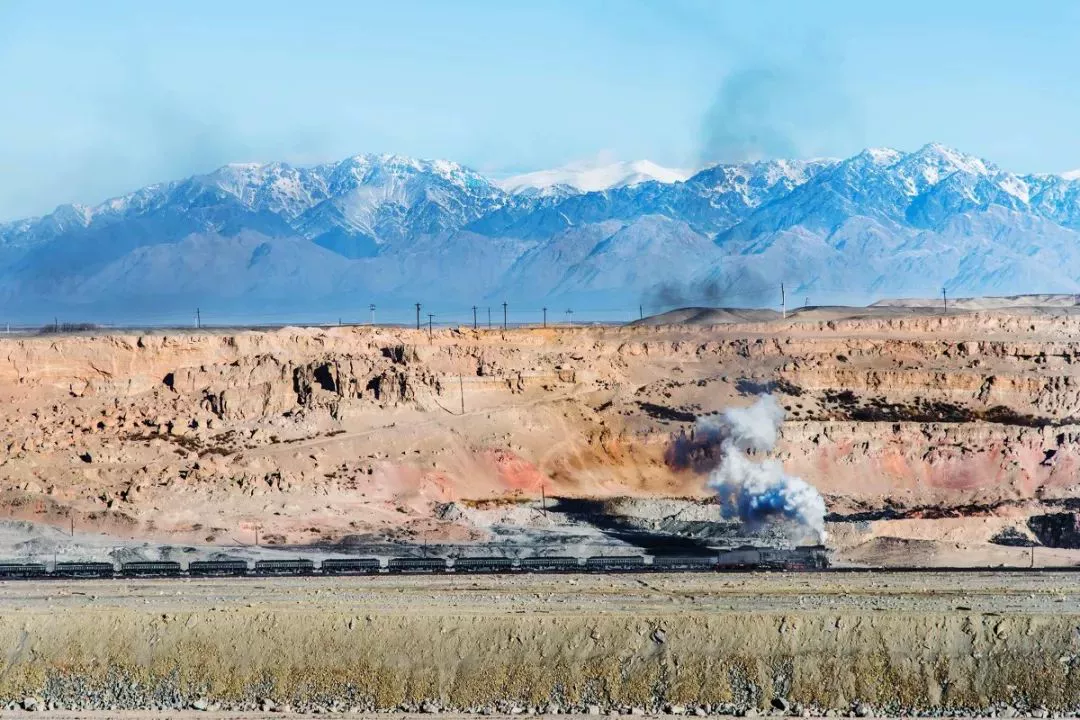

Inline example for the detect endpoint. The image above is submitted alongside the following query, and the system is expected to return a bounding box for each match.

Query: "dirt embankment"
[2,573,1080,715]
[4,312,1080,561]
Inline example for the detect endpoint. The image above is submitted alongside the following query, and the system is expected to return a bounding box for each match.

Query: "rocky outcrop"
[4,312,1080,548]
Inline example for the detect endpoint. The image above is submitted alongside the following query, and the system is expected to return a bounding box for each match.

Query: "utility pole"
[472,306,478,330]
[566,309,574,326]
[542,307,547,328]
[541,483,547,517]
[459,375,465,415]
[780,283,786,320]
[502,302,508,330]
[70,516,74,537]
[369,304,376,325]
[195,308,201,330]
[428,313,434,340]
[415,303,421,330]
[639,304,643,320]
[943,288,948,315]
[54,317,59,332]
[487,307,491,329]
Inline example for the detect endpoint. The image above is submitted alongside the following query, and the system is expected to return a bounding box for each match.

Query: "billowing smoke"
[696,395,826,543]
[699,52,860,166]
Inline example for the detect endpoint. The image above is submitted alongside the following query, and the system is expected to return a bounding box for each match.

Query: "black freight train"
[0,546,829,581]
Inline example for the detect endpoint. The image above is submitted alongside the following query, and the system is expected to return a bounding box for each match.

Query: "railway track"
[2,547,1068,581]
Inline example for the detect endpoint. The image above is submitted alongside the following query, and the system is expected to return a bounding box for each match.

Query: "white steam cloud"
[697,395,827,543]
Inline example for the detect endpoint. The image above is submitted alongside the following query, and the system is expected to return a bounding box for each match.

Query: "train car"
[453,557,514,573]
[585,555,646,573]
[649,556,715,572]
[188,560,249,577]
[254,559,315,576]
[52,562,115,579]
[0,563,47,579]
[520,556,581,573]
[120,561,182,578]
[716,546,763,568]
[387,557,447,574]
[321,558,381,575]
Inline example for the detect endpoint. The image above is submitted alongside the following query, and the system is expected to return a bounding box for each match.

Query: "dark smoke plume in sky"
[699,50,859,165]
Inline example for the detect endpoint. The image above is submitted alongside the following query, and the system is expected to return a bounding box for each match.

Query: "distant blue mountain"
[3,145,1080,322]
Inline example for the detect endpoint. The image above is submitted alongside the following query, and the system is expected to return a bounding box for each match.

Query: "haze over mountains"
[3,143,1080,323]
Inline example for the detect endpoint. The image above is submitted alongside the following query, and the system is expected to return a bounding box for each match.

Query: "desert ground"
[2,571,1080,716]
[3,302,1080,565]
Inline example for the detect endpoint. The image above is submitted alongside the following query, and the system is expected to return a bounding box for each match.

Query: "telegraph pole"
[428,313,434,339]
[639,305,643,320]
[369,304,376,325]
[472,305,478,330]
[542,307,547,328]
[502,302,508,329]
[195,308,201,329]
[459,375,465,415]
[487,307,491,329]
[566,309,574,326]
[780,283,786,320]
[415,303,421,330]
[943,288,948,315]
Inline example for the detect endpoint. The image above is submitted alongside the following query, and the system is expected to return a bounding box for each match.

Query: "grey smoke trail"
[699,51,859,166]
[697,395,827,543]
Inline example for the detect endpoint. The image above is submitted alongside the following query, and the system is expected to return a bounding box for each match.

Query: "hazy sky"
[2,0,1080,220]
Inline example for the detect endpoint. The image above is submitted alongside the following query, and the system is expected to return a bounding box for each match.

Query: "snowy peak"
[892,142,995,196]
[497,159,694,193]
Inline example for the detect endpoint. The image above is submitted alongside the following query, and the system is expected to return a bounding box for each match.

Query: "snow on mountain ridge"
[497,159,694,193]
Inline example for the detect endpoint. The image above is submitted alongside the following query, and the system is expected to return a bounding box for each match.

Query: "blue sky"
[1,0,1079,220]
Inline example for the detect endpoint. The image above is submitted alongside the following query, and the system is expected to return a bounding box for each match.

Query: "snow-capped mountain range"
[4,143,1080,322]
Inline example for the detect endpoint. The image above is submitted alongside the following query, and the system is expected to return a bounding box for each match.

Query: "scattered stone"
[422,701,440,713]
[667,705,687,715]
[262,699,277,712]
[855,704,873,718]
[192,698,209,711]
[547,704,562,714]
[772,698,791,713]
[652,628,667,644]
[22,696,39,711]
[695,707,708,716]
[744,709,760,718]
[588,705,602,715]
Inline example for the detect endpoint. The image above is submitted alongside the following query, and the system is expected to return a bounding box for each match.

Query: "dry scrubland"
[3,572,1080,715]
